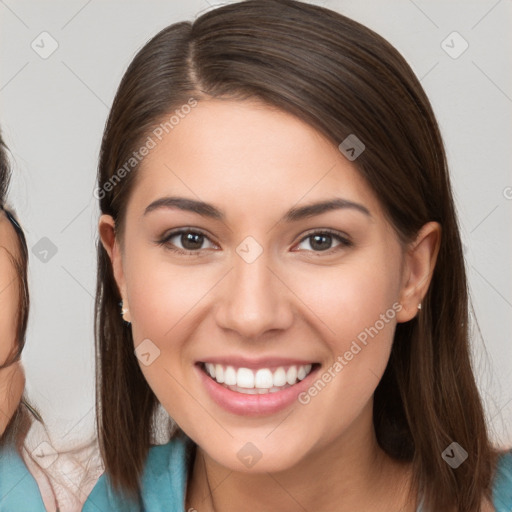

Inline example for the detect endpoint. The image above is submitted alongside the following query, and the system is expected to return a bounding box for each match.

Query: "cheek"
[126,252,214,339]
[124,254,204,417]
[0,363,25,431]
[124,251,217,406]
[288,248,402,347]
[287,246,402,411]
[288,265,401,444]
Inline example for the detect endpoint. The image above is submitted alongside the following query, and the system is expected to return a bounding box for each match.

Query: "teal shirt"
[1,437,510,511]
[83,432,194,512]
[83,434,512,512]
[0,445,47,511]
[493,449,512,511]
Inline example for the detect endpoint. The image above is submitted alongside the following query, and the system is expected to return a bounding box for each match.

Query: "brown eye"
[156,228,352,257]
[157,229,217,255]
[295,229,353,254]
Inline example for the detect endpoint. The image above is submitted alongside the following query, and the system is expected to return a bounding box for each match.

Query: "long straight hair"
[0,130,35,450]
[94,1,504,509]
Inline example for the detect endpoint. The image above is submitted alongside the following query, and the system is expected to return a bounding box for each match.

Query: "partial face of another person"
[100,99,438,473]
[0,210,25,435]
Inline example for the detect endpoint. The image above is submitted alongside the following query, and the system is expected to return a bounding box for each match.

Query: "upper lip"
[197,356,318,370]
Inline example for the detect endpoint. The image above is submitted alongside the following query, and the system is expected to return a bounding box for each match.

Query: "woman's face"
[100,99,434,473]
[0,212,25,434]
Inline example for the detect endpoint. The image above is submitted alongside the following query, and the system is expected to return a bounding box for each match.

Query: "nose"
[214,243,293,340]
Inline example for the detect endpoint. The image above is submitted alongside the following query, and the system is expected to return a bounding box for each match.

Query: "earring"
[418,303,422,310]
[119,300,131,323]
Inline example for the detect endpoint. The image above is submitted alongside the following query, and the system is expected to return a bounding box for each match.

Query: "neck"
[185,404,416,512]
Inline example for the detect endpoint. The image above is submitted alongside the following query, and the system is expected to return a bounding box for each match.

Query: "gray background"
[0,0,511,453]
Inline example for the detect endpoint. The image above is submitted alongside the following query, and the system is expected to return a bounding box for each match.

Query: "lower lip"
[196,363,320,416]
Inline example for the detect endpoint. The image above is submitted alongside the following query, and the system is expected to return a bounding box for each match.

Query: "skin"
[99,98,444,511]
[0,209,25,435]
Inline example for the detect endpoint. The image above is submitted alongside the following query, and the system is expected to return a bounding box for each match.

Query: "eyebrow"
[143,196,371,223]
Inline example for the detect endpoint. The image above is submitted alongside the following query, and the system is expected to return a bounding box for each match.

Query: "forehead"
[129,99,382,222]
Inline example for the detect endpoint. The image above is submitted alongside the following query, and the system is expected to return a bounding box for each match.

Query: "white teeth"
[204,363,315,391]
[254,369,273,389]
[298,364,312,380]
[237,368,255,388]
[215,364,224,383]
[206,363,216,378]
[226,384,292,395]
[286,366,297,385]
[272,367,287,387]
[224,366,237,386]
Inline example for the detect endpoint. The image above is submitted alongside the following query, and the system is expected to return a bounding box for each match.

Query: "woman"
[85,1,512,510]
[0,138,26,443]
[0,129,47,510]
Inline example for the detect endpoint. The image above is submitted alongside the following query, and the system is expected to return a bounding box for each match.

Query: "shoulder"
[0,445,47,511]
[83,433,194,512]
[144,432,193,477]
[491,449,512,512]
[140,433,193,508]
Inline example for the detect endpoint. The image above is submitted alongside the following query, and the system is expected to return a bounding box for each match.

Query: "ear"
[396,221,441,323]
[98,214,131,322]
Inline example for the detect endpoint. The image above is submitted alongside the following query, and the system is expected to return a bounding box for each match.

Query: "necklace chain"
[201,449,217,512]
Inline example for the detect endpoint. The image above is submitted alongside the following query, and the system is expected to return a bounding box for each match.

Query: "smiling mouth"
[198,361,320,395]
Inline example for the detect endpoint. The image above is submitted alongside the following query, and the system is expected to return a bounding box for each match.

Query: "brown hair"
[0,129,37,450]
[95,1,504,509]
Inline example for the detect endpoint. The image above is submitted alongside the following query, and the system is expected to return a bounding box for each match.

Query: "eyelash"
[156,228,353,257]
